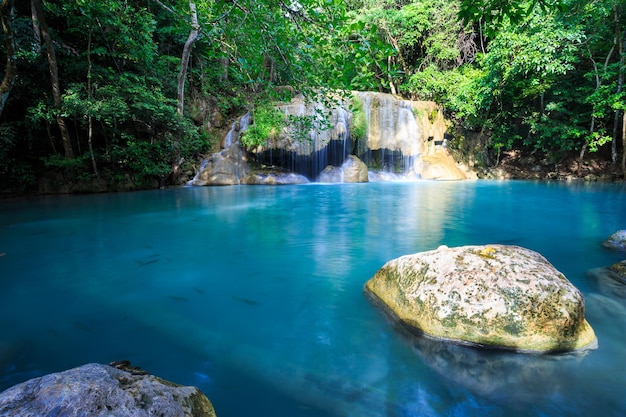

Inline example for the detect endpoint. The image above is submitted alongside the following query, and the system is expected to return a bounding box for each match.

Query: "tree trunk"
[388,56,397,95]
[0,0,16,118]
[30,0,40,53]
[622,111,626,176]
[612,5,624,164]
[380,22,410,79]
[32,0,74,158]
[177,2,199,118]
[582,47,611,176]
[578,116,594,176]
[87,27,98,177]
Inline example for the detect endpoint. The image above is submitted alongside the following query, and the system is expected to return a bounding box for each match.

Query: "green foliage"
[241,105,285,148]
[350,98,368,141]
[393,0,626,167]
[107,136,171,187]
[459,0,564,32]
[3,0,625,192]
[0,123,19,176]
[403,64,486,127]
[287,113,329,144]
[41,153,96,184]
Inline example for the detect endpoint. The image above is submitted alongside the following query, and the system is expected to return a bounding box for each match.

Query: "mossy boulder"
[364,244,597,352]
[0,363,217,417]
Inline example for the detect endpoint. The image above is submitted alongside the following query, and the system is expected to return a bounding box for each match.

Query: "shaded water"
[0,181,625,417]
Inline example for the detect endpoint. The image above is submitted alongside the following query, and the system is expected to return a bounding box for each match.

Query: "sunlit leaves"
[459,0,564,30]
[241,104,285,148]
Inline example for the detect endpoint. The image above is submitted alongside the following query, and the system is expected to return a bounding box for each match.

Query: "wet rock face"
[364,245,597,352]
[187,145,249,186]
[316,155,369,183]
[603,230,626,251]
[341,155,369,183]
[0,363,217,417]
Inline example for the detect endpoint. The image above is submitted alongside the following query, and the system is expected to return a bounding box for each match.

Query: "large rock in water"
[364,245,597,352]
[0,363,217,417]
[316,155,369,183]
[341,155,369,183]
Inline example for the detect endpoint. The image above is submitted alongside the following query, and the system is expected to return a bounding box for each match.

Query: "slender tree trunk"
[622,111,626,176]
[0,0,16,118]
[380,23,410,79]
[613,108,622,164]
[32,0,74,158]
[612,7,624,163]
[30,0,40,53]
[578,116,594,176]
[581,48,613,176]
[388,56,397,95]
[45,120,57,154]
[177,2,199,118]
[87,27,98,177]
[479,18,486,55]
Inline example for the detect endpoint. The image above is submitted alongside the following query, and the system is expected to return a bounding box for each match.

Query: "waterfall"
[254,97,352,179]
[355,92,423,179]
[186,113,251,186]
[222,112,252,149]
[186,91,461,186]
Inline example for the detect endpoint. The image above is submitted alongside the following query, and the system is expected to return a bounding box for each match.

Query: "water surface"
[0,181,625,417]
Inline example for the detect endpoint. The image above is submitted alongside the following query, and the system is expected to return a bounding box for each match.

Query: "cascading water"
[222,112,252,149]
[355,92,423,180]
[253,97,352,179]
[187,92,461,185]
[186,113,251,186]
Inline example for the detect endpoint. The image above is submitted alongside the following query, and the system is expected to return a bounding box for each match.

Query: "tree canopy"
[0,0,624,194]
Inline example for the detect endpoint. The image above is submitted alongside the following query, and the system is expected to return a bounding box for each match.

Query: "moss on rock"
[364,244,597,353]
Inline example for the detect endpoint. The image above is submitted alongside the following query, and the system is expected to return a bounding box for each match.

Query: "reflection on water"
[0,181,625,417]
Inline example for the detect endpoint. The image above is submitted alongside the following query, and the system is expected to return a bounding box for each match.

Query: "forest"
[1,0,625,195]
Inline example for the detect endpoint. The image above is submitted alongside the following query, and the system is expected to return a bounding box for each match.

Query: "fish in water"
[136,253,160,267]
[232,296,259,306]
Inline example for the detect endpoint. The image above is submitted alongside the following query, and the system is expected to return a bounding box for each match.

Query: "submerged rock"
[406,324,586,402]
[603,230,626,251]
[242,171,309,185]
[364,244,596,352]
[0,362,217,417]
[587,260,626,302]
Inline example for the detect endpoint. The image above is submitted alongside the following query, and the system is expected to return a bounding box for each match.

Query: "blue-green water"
[0,180,625,417]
